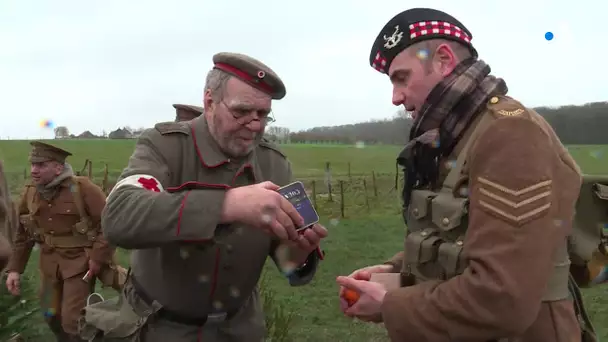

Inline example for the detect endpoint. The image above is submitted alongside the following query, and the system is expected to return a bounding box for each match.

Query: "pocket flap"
[409,190,437,220]
[438,241,465,278]
[593,183,608,200]
[19,214,31,225]
[431,193,468,231]
[405,228,440,264]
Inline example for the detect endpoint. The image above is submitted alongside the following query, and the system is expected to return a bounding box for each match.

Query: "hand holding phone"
[277,181,320,231]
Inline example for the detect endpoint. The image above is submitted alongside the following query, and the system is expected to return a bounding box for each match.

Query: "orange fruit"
[342,289,360,306]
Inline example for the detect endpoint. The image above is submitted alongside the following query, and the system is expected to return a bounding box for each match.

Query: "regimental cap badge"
[383,25,404,49]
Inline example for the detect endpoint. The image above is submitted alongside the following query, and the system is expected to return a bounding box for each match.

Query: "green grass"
[1,139,607,341]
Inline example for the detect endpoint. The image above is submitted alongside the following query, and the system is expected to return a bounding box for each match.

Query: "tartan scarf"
[399,58,508,207]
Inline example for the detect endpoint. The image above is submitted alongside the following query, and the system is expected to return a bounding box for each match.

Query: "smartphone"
[277,181,320,231]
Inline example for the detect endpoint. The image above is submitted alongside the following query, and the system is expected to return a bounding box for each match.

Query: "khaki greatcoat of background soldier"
[78,52,328,342]
[174,103,204,122]
[4,142,124,342]
[0,160,15,270]
[336,7,596,342]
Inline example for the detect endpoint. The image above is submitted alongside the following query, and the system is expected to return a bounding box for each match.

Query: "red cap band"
[214,62,274,94]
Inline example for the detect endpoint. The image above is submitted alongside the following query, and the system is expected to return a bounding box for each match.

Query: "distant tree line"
[53,101,607,145]
[281,101,608,146]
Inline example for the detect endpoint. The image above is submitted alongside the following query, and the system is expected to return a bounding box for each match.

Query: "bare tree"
[54,126,70,139]
[265,126,291,143]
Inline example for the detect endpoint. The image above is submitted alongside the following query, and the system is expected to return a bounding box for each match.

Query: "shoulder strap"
[442,113,496,191]
[155,121,190,135]
[25,186,38,215]
[70,177,91,224]
[259,138,287,159]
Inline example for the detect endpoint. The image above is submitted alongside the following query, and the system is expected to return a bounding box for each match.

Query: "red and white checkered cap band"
[409,21,471,44]
[372,52,388,74]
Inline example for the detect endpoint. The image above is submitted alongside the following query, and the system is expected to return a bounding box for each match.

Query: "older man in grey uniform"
[80,52,327,342]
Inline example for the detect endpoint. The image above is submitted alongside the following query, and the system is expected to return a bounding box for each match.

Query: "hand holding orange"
[342,288,360,306]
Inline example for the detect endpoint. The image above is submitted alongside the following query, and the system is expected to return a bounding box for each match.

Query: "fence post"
[372,171,378,197]
[347,162,351,182]
[339,180,345,218]
[80,159,89,176]
[87,160,93,179]
[363,178,370,212]
[325,162,333,202]
[102,163,109,193]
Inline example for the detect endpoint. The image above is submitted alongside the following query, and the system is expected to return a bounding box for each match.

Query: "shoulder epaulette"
[154,121,190,135]
[71,175,89,184]
[486,95,530,119]
[259,138,287,159]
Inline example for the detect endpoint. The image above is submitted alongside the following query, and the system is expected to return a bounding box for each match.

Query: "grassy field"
[1,139,607,341]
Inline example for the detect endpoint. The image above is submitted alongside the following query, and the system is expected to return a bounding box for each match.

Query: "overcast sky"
[0,0,604,139]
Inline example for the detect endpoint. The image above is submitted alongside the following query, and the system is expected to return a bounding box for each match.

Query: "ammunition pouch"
[404,190,468,282]
[403,186,571,301]
[78,280,161,341]
[73,219,99,242]
[19,214,43,243]
[569,175,608,288]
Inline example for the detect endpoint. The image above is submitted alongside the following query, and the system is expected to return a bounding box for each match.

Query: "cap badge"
[383,25,404,49]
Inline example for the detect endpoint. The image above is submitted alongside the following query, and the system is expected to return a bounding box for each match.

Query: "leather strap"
[42,233,93,248]
[130,275,237,326]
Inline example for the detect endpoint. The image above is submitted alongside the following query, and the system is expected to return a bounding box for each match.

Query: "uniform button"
[442,218,450,226]
[179,248,190,259]
[456,241,463,246]
[198,274,209,283]
[48,204,52,207]
[49,231,54,235]
[66,209,71,213]
[420,231,428,237]
[412,208,419,216]
[212,301,223,310]
[490,96,499,104]
[48,218,52,221]
[229,286,240,298]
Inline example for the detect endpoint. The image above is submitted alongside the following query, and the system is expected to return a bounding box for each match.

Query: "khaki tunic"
[5,176,112,335]
[381,95,582,342]
[0,160,14,270]
[102,116,320,341]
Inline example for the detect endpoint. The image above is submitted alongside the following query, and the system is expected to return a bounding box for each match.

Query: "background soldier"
[4,142,117,342]
[91,52,328,342]
[337,8,587,342]
[173,103,204,121]
[0,160,14,270]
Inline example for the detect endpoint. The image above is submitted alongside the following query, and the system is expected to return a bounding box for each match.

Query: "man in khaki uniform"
[0,160,14,269]
[4,142,117,341]
[174,103,204,121]
[337,8,585,342]
[95,52,328,342]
